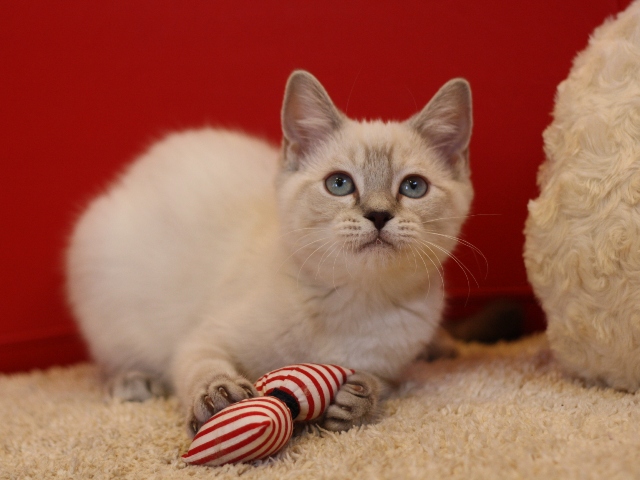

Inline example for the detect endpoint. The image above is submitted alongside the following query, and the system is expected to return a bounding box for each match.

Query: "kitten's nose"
[365,211,393,231]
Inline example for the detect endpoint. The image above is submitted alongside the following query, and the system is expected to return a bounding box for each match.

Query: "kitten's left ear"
[408,78,472,172]
[281,70,344,166]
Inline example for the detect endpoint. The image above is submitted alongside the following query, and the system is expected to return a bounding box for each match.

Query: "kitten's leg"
[108,370,168,401]
[172,341,258,437]
[319,371,386,432]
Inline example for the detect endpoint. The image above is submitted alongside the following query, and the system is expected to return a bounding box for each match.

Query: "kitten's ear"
[281,71,344,163]
[408,78,472,170]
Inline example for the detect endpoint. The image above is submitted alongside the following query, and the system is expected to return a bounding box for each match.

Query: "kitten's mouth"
[359,236,394,251]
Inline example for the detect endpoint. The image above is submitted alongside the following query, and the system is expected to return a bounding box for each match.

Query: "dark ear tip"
[290,69,312,77]
[286,70,318,89]
[435,78,471,113]
[445,78,471,95]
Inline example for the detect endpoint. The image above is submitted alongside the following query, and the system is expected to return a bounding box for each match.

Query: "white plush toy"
[524,1,640,392]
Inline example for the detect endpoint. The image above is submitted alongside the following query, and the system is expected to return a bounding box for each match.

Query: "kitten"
[66,70,473,436]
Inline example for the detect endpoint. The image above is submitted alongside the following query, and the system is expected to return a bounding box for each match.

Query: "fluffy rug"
[2,335,639,479]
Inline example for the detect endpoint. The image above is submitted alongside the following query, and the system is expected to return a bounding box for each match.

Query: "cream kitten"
[66,71,473,436]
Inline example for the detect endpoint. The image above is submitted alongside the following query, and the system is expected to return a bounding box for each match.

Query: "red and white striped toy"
[182,364,354,467]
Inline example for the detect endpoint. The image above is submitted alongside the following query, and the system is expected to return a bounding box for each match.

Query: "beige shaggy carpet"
[1,335,639,480]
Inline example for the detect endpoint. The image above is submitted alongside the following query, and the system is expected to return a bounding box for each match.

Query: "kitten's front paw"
[320,372,381,432]
[188,374,257,437]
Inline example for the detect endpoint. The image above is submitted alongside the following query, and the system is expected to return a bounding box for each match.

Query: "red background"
[1,1,630,372]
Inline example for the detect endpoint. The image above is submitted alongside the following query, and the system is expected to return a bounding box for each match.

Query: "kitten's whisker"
[423,230,488,278]
[349,241,358,276]
[291,230,323,245]
[297,239,334,288]
[325,242,344,284]
[315,241,339,279]
[277,236,331,273]
[404,85,419,113]
[424,240,479,288]
[423,231,486,262]
[278,227,324,239]
[420,213,501,225]
[408,245,419,274]
[416,241,445,276]
[345,68,362,116]
[332,241,348,293]
[419,239,479,305]
[342,240,354,279]
[281,226,324,235]
[411,244,431,295]
[413,242,445,297]
[403,247,415,275]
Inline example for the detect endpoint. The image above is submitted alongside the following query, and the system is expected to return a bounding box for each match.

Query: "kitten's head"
[277,70,473,287]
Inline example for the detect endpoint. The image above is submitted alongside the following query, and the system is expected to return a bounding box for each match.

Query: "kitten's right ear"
[281,71,344,165]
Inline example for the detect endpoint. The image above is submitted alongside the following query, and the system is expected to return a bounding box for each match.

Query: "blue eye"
[399,176,428,198]
[325,173,355,196]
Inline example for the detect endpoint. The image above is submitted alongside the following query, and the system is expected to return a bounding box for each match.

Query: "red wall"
[1,1,629,372]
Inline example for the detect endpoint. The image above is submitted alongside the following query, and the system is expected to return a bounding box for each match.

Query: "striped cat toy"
[182,364,354,466]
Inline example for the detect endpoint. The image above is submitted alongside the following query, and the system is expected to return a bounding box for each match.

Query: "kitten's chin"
[358,237,395,252]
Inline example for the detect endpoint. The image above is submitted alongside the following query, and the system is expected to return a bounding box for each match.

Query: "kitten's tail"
[445,298,525,344]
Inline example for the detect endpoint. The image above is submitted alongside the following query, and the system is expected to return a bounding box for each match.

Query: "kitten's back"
[66,129,279,376]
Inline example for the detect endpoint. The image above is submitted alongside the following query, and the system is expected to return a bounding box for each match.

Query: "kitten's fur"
[66,71,473,435]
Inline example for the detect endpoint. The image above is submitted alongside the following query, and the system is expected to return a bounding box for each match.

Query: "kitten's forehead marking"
[356,143,398,211]
[360,144,394,191]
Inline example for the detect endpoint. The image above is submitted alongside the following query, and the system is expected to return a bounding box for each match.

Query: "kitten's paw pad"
[321,372,381,432]
[188,374,257,436]
[108,371,167,402]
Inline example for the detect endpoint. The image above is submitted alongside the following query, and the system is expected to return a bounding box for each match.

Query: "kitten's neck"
[289,257,437,314]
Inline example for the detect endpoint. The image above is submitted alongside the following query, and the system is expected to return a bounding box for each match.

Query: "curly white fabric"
[524,0,640,392]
